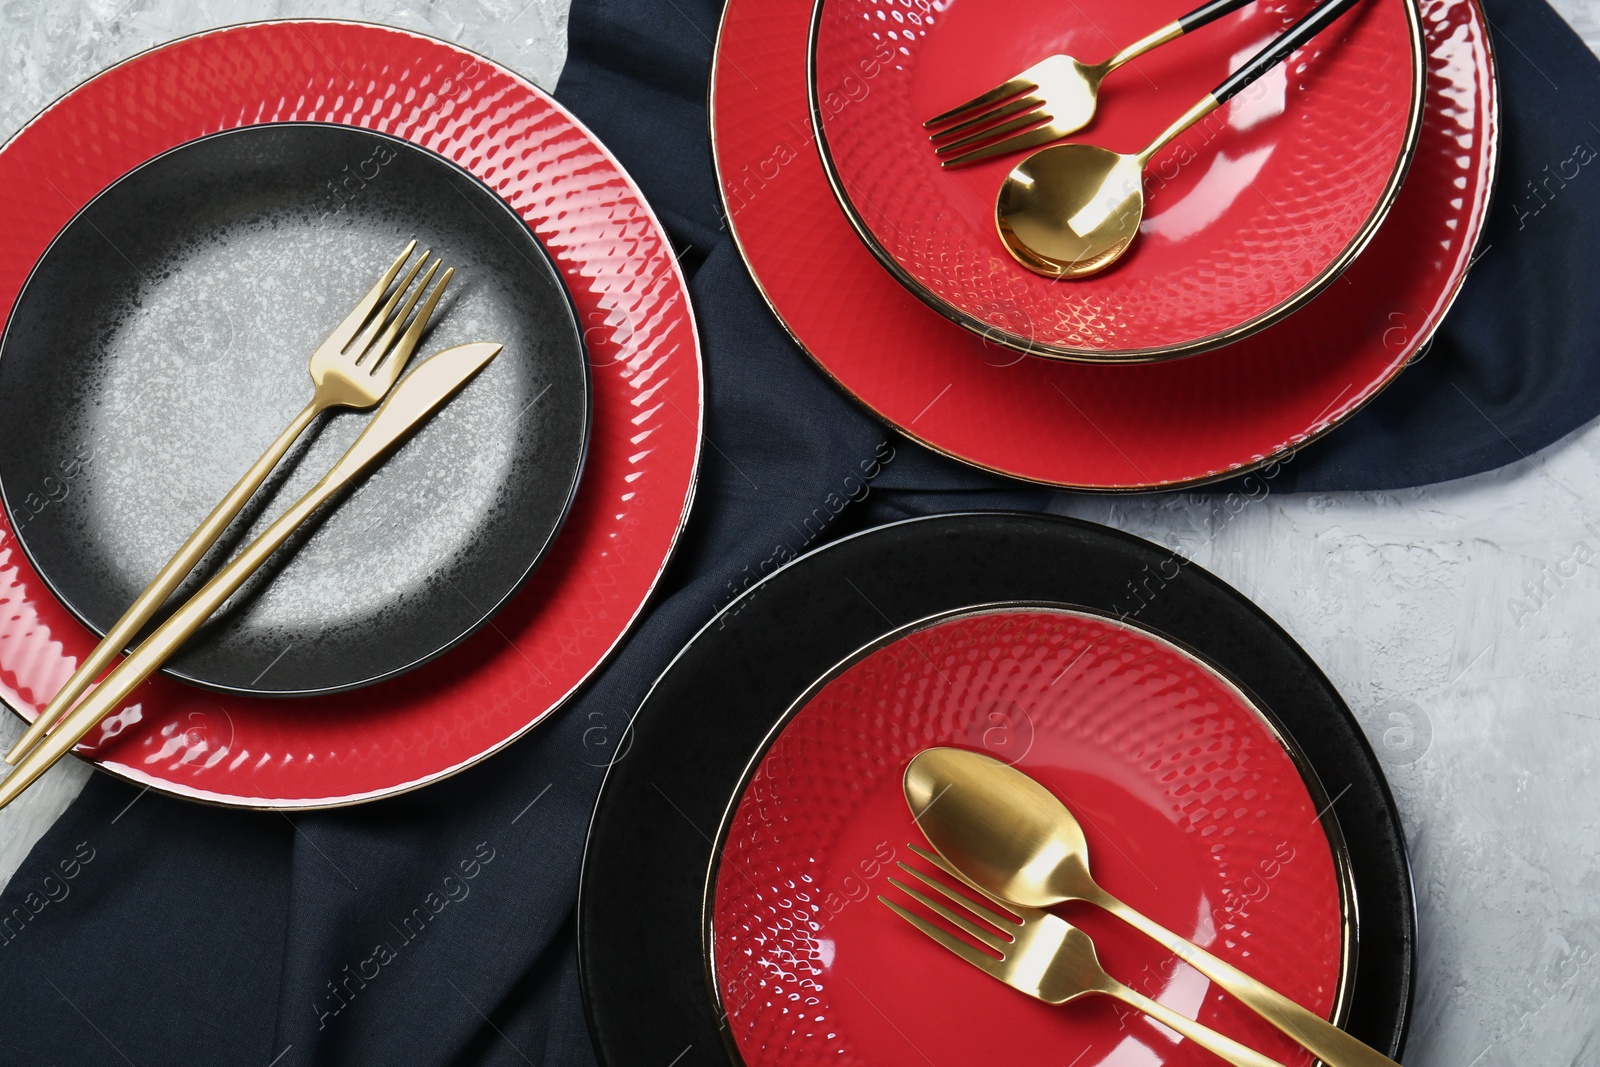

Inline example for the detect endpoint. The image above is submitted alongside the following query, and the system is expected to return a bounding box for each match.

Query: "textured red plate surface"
[709,607,1350,1067]
[714,0,1496,486]
[0,21,702,807]
[812,0,1422,362]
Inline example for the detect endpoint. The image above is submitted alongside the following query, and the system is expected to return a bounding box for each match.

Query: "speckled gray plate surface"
[0,123,589,696]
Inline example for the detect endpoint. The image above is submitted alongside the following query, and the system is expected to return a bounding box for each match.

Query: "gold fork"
[926,0,1256,168]
[0,341,503,810]
[5,241,452,764]
[883,846,1291,1067]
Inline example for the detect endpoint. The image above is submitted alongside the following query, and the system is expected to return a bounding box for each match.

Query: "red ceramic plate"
[713,0,1497,487]
[709,606,1352,1067]
[810,0,1424,361]
[0,21,702,807]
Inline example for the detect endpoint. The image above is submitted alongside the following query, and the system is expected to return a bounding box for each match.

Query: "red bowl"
[811,0,1424,361]
[710,606,1352,1067]
[713,0,1497,488]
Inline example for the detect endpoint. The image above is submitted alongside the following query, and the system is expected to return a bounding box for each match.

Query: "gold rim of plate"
[708,0,1502,490]
[804,0,1429,365]
[699,601,1362,1065]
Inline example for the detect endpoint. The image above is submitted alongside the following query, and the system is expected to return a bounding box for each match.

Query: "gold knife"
[0,341,503,809]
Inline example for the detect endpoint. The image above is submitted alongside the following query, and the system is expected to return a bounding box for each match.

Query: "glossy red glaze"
[813,0,1421,360]
[0,22,702,806]
[713,0,1496,488]
[710,608,1346,1067]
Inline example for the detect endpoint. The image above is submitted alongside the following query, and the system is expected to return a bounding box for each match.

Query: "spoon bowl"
[996,143,1145,279]
[904,746,1401,1067]
[904,745,1092,906]
[995,0,1367,279]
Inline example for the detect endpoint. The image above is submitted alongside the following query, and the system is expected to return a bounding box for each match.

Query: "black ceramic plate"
[577,512,1415,1066]
[0,123,589,696]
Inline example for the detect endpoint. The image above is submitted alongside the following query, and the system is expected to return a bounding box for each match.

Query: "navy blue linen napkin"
[0,0,1592,1064]
[1261,0,1600,491]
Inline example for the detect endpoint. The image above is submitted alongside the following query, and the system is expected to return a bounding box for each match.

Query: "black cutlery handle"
[1178,0,1259,34]
[1213,0,1366,104]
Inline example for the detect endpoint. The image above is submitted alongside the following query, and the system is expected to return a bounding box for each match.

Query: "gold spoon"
[997,0,1363,279]
[905,747,1400,1067]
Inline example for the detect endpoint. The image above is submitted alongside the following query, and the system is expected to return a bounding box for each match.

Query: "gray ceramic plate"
[0,123,589,696]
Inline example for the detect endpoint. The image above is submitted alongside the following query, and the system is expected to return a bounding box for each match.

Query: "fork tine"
[925,76,1037,129]
[906,843,960,874]
[886,875,1011,952]
[941,124,1069,169]
[364,258,440,367]
[934,111,1054,158]
[326,240,417,352]
[370,264,453,384]
[929,94,1047,146]
[898,854,1023,930]
[881,897,1006,975]
[904,845,1028,928]
[347,250,430,359]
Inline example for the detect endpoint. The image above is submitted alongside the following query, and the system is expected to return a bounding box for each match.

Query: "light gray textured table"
[1,3,1596,1064]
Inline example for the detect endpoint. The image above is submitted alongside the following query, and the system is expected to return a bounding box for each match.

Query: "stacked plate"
[0,13,1454,1066]
[580,513,1415,1067]
[712,0,1498,489]
[0,22,702,806]
[581,0,1477,1062]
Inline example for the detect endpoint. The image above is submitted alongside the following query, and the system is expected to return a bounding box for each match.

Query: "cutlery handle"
[0,342,500,810]
[1178,0,1259,33]
[1103,0,1256,72]
[1086,885,1401,1067]
[1212,0,1364,105]
[1138,0,1364,163]
[3,398,323,764]
[0,475,343,808]
[1103,980,1292,1067]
